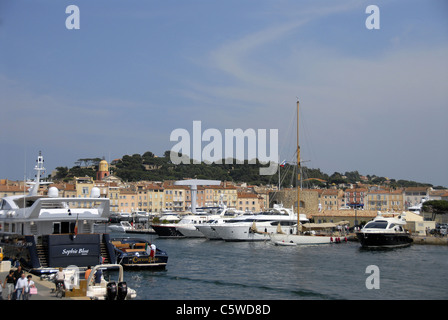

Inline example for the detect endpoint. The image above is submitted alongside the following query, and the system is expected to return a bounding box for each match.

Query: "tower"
[97,159,110,181]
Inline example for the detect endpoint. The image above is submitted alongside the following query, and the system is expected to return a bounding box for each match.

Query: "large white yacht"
[194,207,245,240]
[0,152,114,275]
[212,204,308,241]
[152,205,242,238]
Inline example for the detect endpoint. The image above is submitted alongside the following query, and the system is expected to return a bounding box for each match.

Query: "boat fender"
[344,237,347,242]
[330,237,333,243]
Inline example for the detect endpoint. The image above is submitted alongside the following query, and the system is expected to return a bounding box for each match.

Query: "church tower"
[97,159,110,181]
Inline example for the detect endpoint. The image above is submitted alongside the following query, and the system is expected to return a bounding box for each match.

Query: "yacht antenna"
[29,151,45,196]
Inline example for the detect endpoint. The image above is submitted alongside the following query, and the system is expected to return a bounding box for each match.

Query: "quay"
[0,264,88,300]
[411,235,448,245]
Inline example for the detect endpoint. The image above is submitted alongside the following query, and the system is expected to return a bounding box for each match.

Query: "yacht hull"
[213,223,281,242]
[196,225,221,240]
[1,233,116,275]
[270,233,334,245]
[356,232,413,248]
[151,224,185,238]
[175,225,205,238]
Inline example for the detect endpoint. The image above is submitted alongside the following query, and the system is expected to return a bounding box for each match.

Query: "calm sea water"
[110,232,448,300]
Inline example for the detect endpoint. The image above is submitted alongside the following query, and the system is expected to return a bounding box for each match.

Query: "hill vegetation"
[52,150,444,189]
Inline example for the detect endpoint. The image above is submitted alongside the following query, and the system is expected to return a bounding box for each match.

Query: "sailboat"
[270,100,343,246]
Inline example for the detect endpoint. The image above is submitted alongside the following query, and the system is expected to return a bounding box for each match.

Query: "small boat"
[108,221,133,233]
[85,264,137,300]
[111,237,168,269]
[273,240,297,246]
[356,212,413,248]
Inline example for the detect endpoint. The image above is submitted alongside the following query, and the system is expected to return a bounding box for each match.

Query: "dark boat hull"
[1,234,116,275]
[356,232,413,248]
[118,253,168,270]
[151,225,185,238]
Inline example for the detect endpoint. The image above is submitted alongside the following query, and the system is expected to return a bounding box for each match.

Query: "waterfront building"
[74,176,95,208]
[118,188,138,214]
[318,189,344,211]
[163,184,188,212]
[237,192,263,212]
[365,189,405,212]
[135,183,164,213]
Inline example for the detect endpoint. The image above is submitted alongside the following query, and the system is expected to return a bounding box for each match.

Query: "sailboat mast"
[296,99,300,232]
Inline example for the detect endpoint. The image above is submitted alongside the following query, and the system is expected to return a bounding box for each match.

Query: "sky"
[0,0,447,187]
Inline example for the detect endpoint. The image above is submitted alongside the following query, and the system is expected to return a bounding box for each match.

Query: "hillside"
[52,150,444,189]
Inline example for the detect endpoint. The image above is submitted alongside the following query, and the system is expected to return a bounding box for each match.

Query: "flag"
[280,160,287,167]
[74,214,79,236]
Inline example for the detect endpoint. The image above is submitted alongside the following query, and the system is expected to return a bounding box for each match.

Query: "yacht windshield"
[365,221,388,229]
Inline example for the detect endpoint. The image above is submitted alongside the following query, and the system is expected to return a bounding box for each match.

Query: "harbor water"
[109,232,448,300]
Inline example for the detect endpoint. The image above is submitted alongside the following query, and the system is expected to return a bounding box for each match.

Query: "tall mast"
[296,99,300,233]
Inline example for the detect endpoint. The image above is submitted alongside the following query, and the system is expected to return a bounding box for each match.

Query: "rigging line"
[299,102,319,171]
[279,104,298,164]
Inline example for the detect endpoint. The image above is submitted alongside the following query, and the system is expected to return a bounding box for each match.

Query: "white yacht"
[152,205,242,238]
[195,207,245,240]
[152,212,208,238]
[0,152,113,275]
[212,205,307,241]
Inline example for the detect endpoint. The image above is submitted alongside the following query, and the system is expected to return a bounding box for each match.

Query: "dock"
[411,235,448,245]
[0,265,88,300]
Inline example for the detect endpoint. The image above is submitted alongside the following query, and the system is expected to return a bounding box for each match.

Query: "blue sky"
[0,0,447,187]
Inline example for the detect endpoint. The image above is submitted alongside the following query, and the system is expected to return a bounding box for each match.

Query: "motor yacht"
[212,205,307,241]
[356,211,413,248]
[0,152,115,275]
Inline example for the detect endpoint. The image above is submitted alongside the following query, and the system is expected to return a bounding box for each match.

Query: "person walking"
[15,273,27,300]
[23,275,35,300]
[55,267,65,291]
[4,270,16,300]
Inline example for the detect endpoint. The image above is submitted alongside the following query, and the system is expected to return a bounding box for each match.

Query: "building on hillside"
[343,188,368,209]
[404,187,430,209]
[0,184,27,199]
